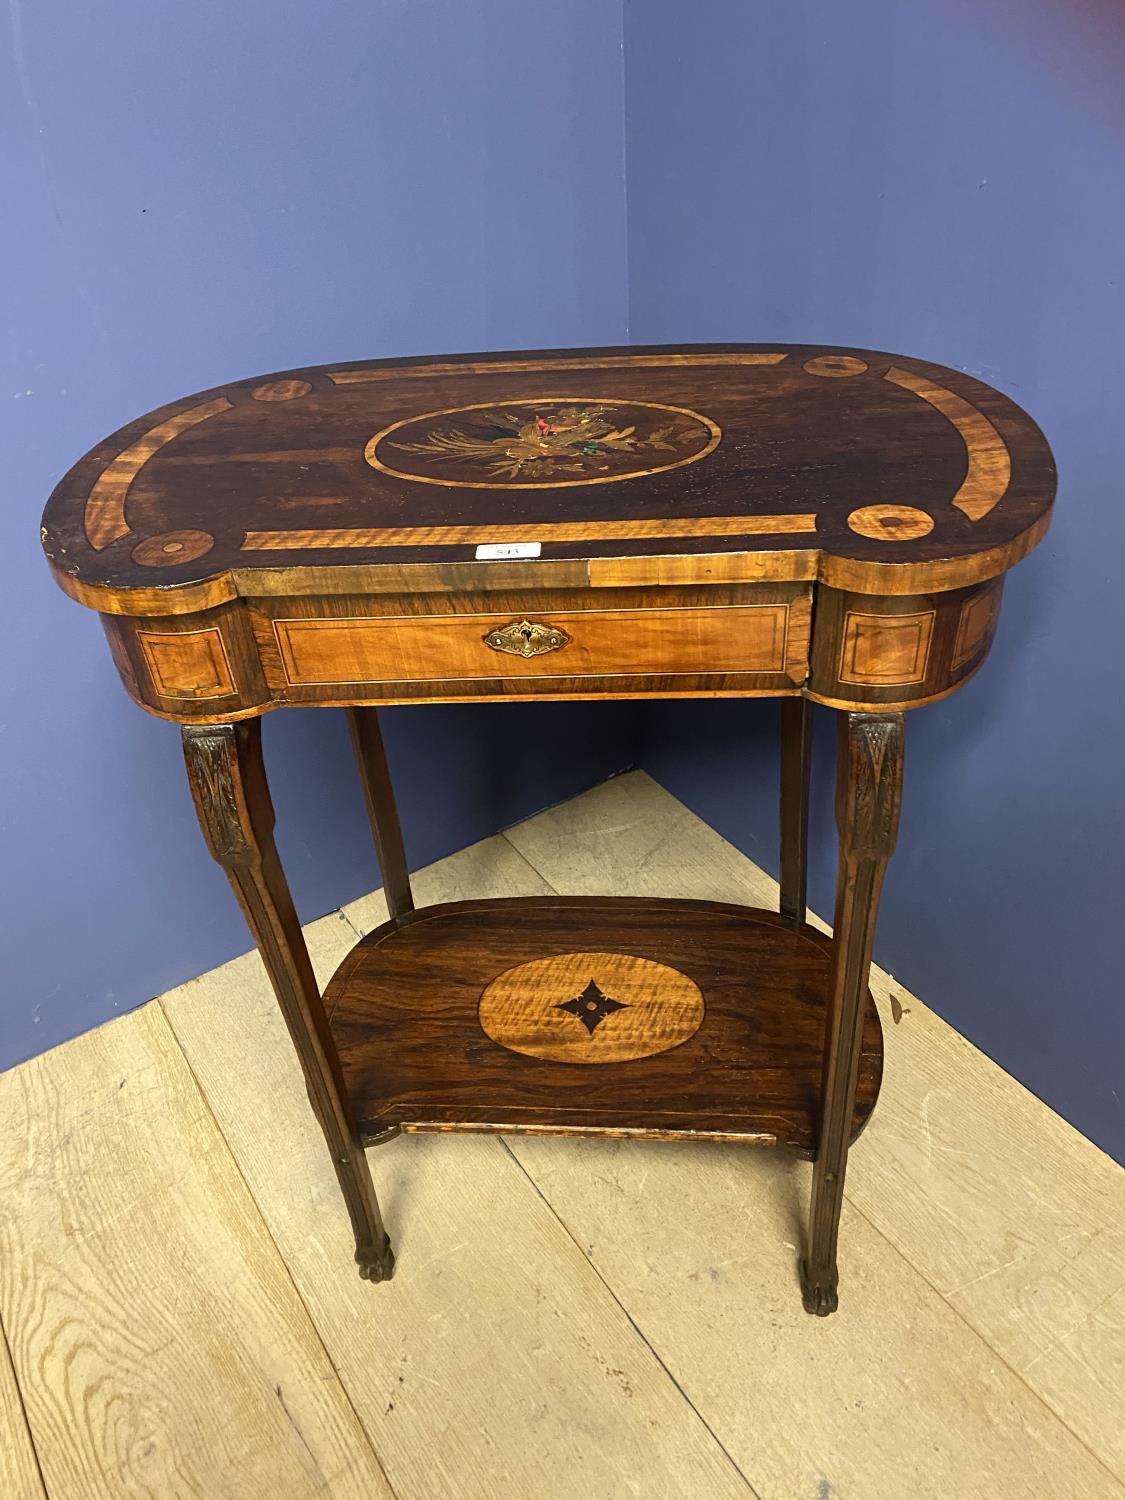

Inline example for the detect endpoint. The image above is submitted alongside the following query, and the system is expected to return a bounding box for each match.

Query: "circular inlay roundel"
[365,399,721,489]
[478,951,705,1064]
[803,355,869,378]
[251,379,312,401]
[131,529,215,567]
[847,503,935,541]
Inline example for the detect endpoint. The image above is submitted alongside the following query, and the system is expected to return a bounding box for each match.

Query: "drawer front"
[267,600,808,690]
[102,585,811,720]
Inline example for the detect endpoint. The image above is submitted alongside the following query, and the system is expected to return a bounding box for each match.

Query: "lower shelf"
[325,897,882,1154]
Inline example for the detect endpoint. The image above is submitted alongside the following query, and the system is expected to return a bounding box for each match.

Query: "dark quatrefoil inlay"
[555,978,630,1035]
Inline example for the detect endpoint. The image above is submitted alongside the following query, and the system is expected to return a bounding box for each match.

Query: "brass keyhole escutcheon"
[483,619,571,659]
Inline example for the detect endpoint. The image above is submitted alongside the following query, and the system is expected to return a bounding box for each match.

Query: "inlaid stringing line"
[883,366,1011,522]
[136,626,237,699]
[327,352,790,383]
[241,515,819,551]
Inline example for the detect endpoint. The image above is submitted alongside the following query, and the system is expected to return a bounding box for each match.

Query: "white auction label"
[474,541,542,561]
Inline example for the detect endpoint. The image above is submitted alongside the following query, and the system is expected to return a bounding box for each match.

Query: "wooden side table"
[40,344,1055,1314]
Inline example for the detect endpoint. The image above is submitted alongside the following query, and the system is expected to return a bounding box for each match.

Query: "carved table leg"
[182,720,394,1283]
[802,711,904,1315]
[779,697,812,929]
[346,707,414,921]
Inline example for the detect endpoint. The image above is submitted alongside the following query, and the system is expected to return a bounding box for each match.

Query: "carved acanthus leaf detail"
[840,714,904,857]
[183,726,251,863]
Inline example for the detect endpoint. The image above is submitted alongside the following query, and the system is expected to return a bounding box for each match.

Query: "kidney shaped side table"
[40,344,1055,1314]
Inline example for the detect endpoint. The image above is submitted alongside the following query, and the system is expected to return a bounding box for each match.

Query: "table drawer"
[265,598,808,690]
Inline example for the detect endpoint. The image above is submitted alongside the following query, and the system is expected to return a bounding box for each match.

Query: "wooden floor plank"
[341,831,556,936]
[504,769,777,912]
[852,972,1125,1476]
[162,837,756,1500]
[0,1004,393,1500]
[0,1322,45,1500]
[505,769,1125,1494]
[506,1133,1122,1499]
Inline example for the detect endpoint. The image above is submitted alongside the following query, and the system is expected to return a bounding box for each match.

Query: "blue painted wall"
[6,1,1121,1165]
[625,1,1125,1160]
[1,1,632,1069]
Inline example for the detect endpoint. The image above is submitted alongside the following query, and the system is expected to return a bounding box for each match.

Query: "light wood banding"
[84,397,232,549]
[839,611,936,686]
[884,367,1011,522]
[138,627,237,699]
[328,352,790,383]
[242,514,819,552]
[478,951,705,1064]
[270,601,804,688]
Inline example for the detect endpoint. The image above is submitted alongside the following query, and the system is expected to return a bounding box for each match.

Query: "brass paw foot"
[800,1261,838,1316]
[357,1241,395,1283]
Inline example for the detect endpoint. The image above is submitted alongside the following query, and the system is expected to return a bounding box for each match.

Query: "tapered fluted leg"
[802,711,903,1314]
[779,697,812,928]
[183,720,394,1282]
[346,707,414,921]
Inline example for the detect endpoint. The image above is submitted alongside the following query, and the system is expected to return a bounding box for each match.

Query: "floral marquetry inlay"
[478,950,705,1064]
[365,399,721,488]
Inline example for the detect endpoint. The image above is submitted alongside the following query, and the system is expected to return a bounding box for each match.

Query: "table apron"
[99,577,1003,720]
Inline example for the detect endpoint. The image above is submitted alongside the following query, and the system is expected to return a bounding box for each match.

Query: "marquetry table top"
[41,343,1055,611]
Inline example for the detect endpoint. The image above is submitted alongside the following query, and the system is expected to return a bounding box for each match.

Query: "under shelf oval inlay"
[478,949,705,1064]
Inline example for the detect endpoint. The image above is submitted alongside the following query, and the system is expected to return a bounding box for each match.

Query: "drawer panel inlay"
[839,610,935,686]
[138,627,236,699]
[953,586,1001,669]
[273,602,803,687]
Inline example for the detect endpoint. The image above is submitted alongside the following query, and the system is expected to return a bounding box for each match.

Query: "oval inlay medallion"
[478,951,705,1064]
[365,399,721,489]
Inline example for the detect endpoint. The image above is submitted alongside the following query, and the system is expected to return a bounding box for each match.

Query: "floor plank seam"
[496,1137,765,1500]
[0,1310,49,1500]
[838,1186,1125,1494]
[495,832,563,894]
[339,906,365,942]
[498,765,640,845]
[152,998,405,1500]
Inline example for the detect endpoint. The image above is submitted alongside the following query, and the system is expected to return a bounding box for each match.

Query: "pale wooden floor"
[2,771,1123,1500]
